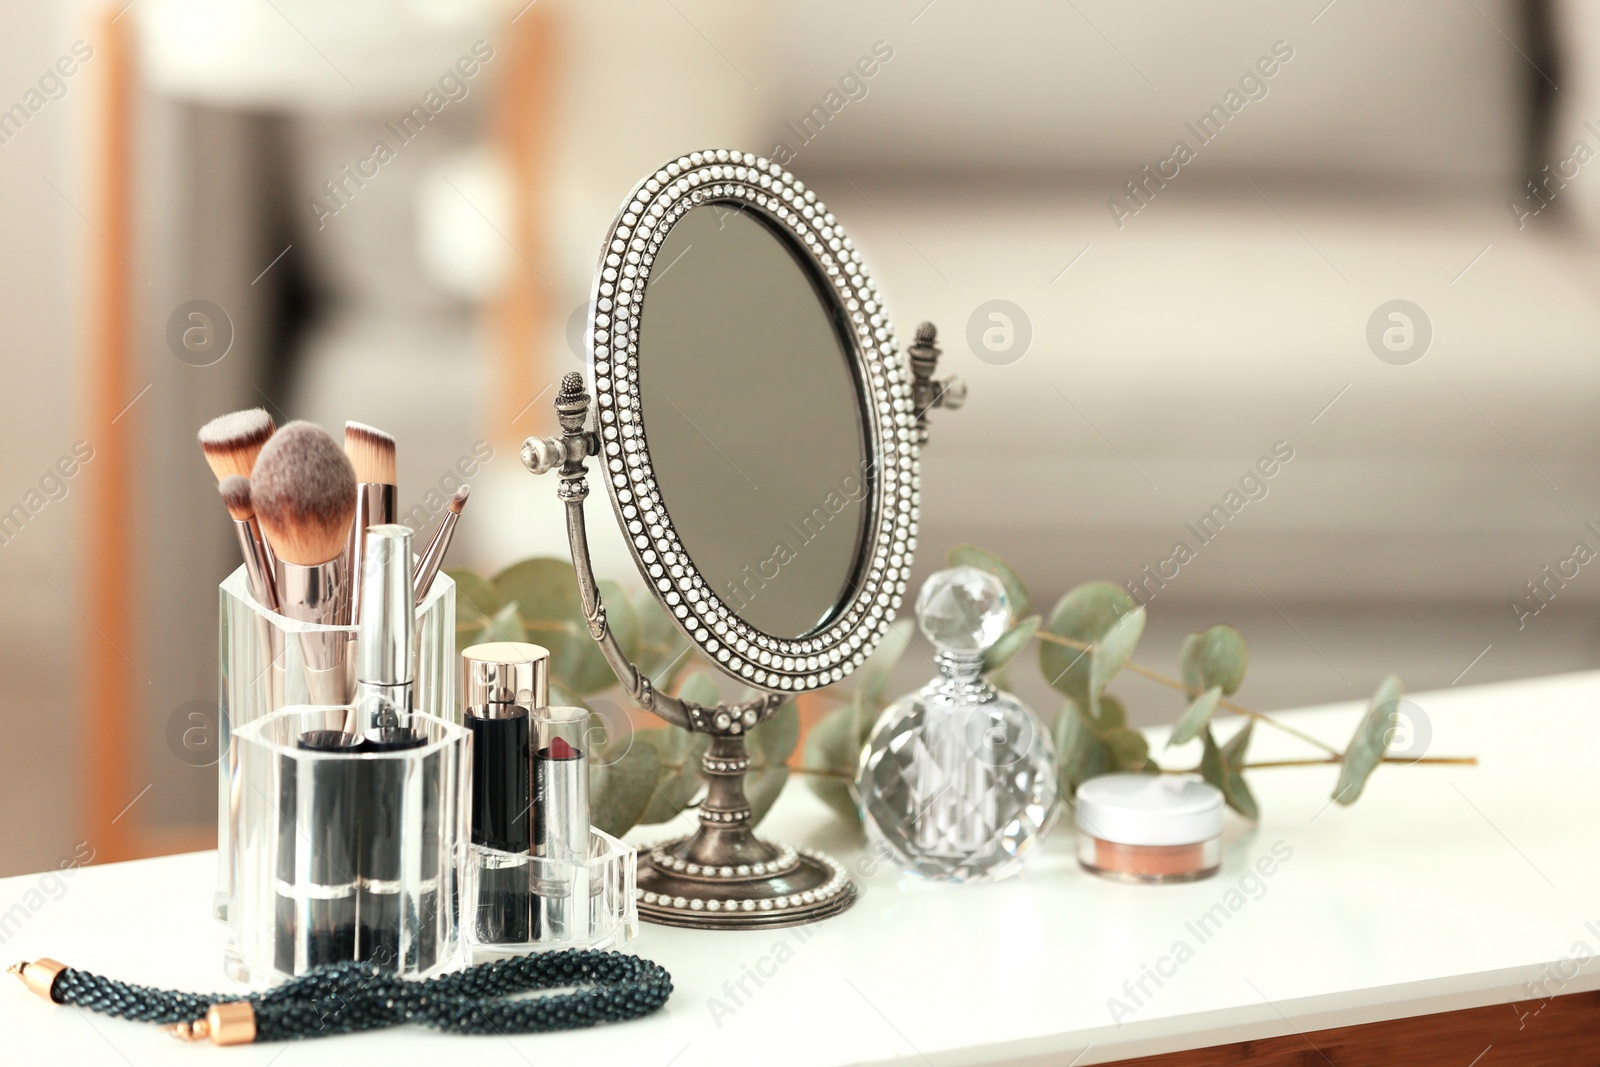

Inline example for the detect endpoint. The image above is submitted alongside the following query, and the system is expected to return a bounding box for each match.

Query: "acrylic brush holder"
[225,707,467,984]
[215,566,455,922]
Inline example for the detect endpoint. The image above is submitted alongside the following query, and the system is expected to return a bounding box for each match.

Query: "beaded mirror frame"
[522,149,963,929]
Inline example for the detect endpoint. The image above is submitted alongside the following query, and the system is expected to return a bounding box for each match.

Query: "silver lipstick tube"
[356,524,414,736]
[534,705,590,941]
[349,483,396,623]
[275,556,352,709]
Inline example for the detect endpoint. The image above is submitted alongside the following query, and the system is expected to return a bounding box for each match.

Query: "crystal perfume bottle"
[857,567,1061,882]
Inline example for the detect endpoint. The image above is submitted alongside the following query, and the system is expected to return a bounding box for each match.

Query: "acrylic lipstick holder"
[462,831,638,961]
[216,566,455,923]
[225,707,468,984]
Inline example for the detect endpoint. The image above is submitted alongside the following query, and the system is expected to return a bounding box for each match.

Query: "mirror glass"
[635,202,870,639]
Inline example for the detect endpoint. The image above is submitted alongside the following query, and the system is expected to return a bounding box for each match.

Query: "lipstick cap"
[462,642,550,712]
[358,525,414,686]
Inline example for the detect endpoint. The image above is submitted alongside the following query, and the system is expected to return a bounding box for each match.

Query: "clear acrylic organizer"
[225,707,468,984]
[462,831,638,961]
[216,566,455,922]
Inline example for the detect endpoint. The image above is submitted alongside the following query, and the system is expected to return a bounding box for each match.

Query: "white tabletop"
[4,671,1599,1065]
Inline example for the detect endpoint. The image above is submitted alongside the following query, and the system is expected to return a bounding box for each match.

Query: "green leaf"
[1039,582,1139,706]
[675,671,721,709]
[1054,701,1112,796]
[589,739,660,837]
[1104,726,1150,771]
[744,767,790,827]
[480,602,524,643]
[1333,675,1402,806]
[1090,606,1146,696]
[983,615,1040,676]
[1086,693,1127,737]
[1168,687,1222,747]
[633,727,710,825]
[1179,625,1249,697]
[491,558,613,696]
[447,568,505,657]
[747,698,800,770]
[947,544,1030,617]
[855,618,914,711]
[1199,726,1227,796]
[1219,718,1258,820]
[804,699,873,823]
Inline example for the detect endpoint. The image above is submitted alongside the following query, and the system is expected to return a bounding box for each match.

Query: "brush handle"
[348,483,397,623]
[412,510,460,607]
[231,518,278,611]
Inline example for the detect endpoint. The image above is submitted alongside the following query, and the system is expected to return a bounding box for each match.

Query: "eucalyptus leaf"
[1039,582,1138,706]
[676,671,721,709]
[1179,625,1249,697]
[1090,606,1146,696]
[633,727,710,825]
[983,615,1040,676]
[747,698,800,770]
[479,602,525,644]
[948,544,1031,617]
[855,617,915,711]
[1168,687,1222,748]
[1104,726,1150,771]
[803,699,872,823]
[1198,726,1228,797]
[1220,718,1258,820]
[744,766,791,827]
[447,568,504,656]
[1087,693,1128,737]
[1333,675,1402,805]
[589,740,660,837]
[1054,701,1111,796]
[492,558,613,696]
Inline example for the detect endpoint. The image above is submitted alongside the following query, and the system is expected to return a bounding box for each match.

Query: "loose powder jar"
[1075,773,1224,884]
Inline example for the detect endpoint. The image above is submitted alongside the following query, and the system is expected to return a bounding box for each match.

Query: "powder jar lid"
[1075,773,1224,847]
[461,642,550,711]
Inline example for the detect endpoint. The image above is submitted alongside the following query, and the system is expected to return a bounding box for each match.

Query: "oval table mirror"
[522,149,963,929]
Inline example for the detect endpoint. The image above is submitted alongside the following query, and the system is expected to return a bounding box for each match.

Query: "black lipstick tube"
[461,642,548,947]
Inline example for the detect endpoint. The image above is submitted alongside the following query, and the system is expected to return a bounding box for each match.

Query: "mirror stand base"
[635,838,857,930]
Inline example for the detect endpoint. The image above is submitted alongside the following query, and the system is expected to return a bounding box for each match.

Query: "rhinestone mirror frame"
[591,148,919,690]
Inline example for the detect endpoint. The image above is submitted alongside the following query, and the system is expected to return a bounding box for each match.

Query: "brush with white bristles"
[413,484,470,606]
[218,476,277,611]
[252,421,359,706]
[200,408,279,603]
[198,408,275,482]
[344,421,397,622]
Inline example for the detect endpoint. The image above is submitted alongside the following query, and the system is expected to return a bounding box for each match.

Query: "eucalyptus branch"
[1033,629,1342,756]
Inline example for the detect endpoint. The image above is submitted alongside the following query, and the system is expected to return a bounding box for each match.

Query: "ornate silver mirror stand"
[520,150,964,929]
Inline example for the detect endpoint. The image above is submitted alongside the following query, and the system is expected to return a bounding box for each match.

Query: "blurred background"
[2,0,1596,876]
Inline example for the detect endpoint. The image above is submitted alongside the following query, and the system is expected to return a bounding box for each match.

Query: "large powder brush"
[252,421,358,570]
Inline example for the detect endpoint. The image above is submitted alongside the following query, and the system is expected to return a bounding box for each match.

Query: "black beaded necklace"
[10,950,672,1045]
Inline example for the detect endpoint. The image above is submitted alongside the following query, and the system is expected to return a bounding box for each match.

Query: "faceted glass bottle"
[857,567,1061,882]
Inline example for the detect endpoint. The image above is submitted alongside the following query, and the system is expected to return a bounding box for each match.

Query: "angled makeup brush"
[218,476,277,611]
[198,408,276,482]
[200,407,279,593]
[344,421,397,622]
[253,421,359,707]
[413,484,469,606]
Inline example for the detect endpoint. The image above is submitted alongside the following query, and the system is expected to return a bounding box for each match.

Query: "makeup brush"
[200,408,279,601]
[253,421,358,706]
[345,421,397,623]
[218,476,278,611]
[413,484,469,606]
[198,408,275,482]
